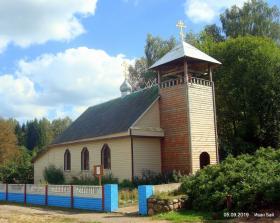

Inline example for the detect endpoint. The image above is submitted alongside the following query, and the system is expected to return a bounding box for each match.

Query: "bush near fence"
[180,148,280,212]
[67,170,183,189]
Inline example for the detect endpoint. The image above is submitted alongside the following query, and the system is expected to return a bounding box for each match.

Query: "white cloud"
[0,75,46,119]
[0,0,98,52]
[0,47,133,121]
[184,0,248,23]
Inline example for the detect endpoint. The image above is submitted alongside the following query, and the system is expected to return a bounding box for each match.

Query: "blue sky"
[0,0,279,122]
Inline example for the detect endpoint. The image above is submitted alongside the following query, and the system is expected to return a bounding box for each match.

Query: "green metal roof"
[52,86,159,145]
[150,41,221,69]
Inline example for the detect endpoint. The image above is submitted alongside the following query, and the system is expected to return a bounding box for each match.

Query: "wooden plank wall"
[188,84,217,172]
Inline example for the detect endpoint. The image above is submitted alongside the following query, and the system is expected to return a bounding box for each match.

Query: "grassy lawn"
[153,210,217,223]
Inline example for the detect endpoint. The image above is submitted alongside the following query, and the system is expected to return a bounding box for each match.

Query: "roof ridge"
[87,85,159,110]
[50,85,159,145]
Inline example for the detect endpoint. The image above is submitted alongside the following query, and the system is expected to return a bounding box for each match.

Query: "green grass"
[151,191,186,200]
[153,210,214,223]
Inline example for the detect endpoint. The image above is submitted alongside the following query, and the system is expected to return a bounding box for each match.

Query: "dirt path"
[0,204,168,223]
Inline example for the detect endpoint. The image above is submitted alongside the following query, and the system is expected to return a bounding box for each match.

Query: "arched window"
[101,144,111,170]
[200,152,210,169]
[81,147,89,170]
[64,149,71,171]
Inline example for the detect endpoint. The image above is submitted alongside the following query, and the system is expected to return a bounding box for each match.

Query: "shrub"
[70,173,118,185]
[0,147,33,183]
[43,165,64,184]
[119,179,134,189]
[180,147,280,212]
[133,169,183,186]
[69,170,183,188]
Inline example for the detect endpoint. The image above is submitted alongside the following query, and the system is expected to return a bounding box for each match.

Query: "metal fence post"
[70,185,74,208]
[24,184,27,205]
[45,185,48,206]
[5,183,8,201]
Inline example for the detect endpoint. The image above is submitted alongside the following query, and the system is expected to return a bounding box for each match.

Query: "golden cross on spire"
[176,20,186,41]
[122,61,129,80]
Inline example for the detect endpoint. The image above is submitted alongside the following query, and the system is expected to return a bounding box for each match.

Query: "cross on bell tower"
[176,20,186,41]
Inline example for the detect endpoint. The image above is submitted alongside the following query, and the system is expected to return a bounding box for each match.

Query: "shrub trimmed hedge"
[43,165,65,184]
[70,174,118,185]
[69,169,182,189]
[180,147,280,212]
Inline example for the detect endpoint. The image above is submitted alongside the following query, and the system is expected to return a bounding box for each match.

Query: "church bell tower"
[149,21,221,174]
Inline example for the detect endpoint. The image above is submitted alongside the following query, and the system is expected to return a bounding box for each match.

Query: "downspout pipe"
[129,128,135,181]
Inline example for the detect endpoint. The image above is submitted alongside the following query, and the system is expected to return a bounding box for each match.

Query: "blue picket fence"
[0,183,118,212]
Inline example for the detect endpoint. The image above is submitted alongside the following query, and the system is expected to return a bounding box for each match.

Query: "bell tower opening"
[199,152,210,169]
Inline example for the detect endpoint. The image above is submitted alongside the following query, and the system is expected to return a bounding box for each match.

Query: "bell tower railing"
[190,77,212,86]
[159,76,212,89]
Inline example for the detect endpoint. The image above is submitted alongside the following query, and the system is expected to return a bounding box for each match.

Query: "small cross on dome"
[122,61,129,80]
[176,20,186,41]
[120,61,132,97]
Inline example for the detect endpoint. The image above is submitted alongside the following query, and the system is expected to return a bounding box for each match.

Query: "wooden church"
[33,22,221,183]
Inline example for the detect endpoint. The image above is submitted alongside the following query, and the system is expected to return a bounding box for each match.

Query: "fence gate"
[118,188,138,208]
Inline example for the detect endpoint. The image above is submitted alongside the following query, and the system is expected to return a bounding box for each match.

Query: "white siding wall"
[188,84,217,172]
[133,137,161,177]
[133,100,161,128]
[34,137,132,183]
